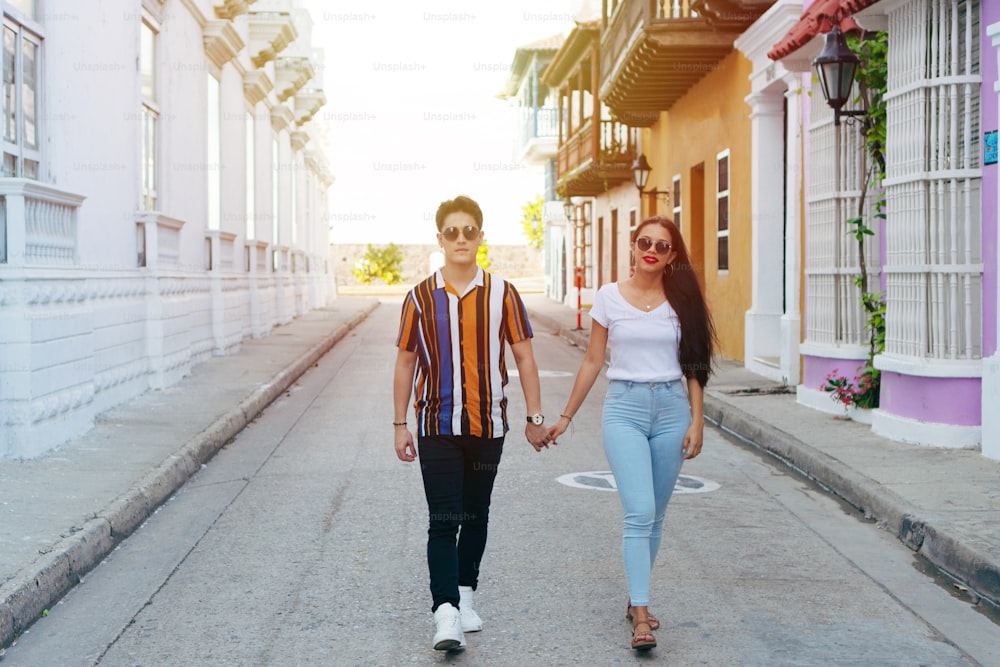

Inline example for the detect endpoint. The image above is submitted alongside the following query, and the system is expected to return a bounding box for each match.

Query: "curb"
[527,307,1000,609]
[0,302,378,649]
[703,397,1000,607]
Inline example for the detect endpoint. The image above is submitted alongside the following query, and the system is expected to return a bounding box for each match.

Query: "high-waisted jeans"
[602,380,690,607]
[417,434,504,612]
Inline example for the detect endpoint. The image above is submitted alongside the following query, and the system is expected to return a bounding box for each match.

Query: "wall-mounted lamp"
[562,197,574,221]
[631,154,670,203]
[812,25,866,126]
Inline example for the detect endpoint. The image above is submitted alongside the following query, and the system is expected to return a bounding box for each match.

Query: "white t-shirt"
[588,283,684,383]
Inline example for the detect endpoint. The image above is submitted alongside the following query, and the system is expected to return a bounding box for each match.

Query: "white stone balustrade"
[0,179,85,266]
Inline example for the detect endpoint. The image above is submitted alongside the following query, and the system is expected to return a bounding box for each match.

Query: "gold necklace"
[626,281,661,311]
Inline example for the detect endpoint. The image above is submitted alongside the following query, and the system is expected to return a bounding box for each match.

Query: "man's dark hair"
[435,195,483,231]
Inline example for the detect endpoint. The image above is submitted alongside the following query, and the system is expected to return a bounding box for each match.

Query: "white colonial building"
[0,0,333,458]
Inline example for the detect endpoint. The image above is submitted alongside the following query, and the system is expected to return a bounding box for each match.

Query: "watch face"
[531,414,544,425]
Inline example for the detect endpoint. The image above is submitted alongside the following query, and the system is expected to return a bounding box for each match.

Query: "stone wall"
[330,243,543,286]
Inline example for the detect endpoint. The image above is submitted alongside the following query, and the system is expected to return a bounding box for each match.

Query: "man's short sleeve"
[502,283,533,344]
[396,292,420,351]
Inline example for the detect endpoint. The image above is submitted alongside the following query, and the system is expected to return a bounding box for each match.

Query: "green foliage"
[477,239,491,271]
[351,243,404,285]
[849,31,888,182]
[824,365,880,412]
[824,31,888,414]
[519,195,545,249]
[849,30,889,362]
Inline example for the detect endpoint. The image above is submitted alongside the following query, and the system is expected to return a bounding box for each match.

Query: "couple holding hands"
[393,195,716,652]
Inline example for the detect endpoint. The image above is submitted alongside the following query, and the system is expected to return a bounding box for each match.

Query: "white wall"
[0,0,334,458]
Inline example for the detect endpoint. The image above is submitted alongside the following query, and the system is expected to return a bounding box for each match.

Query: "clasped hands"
[525,422,552,452]
[526,418,571,452]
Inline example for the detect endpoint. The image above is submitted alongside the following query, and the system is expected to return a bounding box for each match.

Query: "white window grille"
[140,18,158,210]
[716,150,730,272]
[805,65,882,347]
[883,0,981,360]
[2,3,42,180]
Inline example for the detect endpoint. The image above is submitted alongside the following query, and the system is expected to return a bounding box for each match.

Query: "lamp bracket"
[640,188,670,204]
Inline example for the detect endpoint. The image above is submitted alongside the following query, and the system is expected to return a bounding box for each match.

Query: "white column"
[983,22,1000,460]
[744,90,786,381]
[780,76,803,385]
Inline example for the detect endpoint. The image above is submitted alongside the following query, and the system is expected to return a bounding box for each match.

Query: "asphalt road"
[3,302,997,667]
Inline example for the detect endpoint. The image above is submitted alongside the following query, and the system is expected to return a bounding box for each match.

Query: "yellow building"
[644,52,755,361]
[599,0,773,365]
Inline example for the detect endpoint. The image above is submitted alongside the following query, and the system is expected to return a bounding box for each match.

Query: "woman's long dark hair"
[633,217,718,387]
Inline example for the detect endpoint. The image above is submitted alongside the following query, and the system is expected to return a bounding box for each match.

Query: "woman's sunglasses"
[635,236,672,255]
[440,225,480,241]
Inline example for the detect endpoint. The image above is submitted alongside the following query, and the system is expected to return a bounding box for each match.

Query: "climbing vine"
[823,30,887,411]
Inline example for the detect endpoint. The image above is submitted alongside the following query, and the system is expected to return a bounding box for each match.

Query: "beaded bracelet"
[393,422,407,426]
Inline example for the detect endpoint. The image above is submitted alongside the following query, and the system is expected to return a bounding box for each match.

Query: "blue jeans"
[602,380,690,607]
[417,434,504,612]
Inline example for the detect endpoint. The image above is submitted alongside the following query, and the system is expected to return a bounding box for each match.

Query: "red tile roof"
[768,0,880,61]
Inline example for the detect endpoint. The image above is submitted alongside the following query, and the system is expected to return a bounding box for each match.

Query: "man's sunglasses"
[635,236,672,255]
[440,225,481,241]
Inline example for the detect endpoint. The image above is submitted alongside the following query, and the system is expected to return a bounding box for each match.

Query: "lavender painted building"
[754,0,998,459]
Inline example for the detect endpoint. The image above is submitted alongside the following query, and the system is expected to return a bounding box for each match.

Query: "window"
[290,159,297,246]
[672,174,681,227]
[2,4,42,179]
[206,74,220,230]
[610,209,618,283]
[571,201,593,289]
[716,150,730,272]
[272,136,279,245]
[628,208,637,273]
[245,111,255,240]
[140,19,157,209]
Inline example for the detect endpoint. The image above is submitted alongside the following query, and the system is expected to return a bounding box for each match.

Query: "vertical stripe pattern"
[395,268,533,438]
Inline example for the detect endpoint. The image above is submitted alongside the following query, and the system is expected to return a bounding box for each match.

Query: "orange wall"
[645,50,753,363]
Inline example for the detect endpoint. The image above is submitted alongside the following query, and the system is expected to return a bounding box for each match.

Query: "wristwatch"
[527,413,545,425]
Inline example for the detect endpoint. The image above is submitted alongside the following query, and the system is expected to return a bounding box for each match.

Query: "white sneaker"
[432,603,466,651]
[458,585,483,632]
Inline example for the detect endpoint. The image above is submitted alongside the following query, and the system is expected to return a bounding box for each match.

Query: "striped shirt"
[395,267,533,438]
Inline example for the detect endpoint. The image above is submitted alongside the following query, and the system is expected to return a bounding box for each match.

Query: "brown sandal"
[631,620,656,651]
[626,600,660,631]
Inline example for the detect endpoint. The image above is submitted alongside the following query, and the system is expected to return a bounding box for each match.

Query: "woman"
[547,216,716,651]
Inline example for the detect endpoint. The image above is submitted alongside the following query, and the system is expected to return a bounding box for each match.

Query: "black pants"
[418,434,504,612]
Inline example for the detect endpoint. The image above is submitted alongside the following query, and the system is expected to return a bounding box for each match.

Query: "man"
[393,195,551,652]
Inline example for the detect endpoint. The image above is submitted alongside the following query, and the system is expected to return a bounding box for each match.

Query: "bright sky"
[304,0,582,246]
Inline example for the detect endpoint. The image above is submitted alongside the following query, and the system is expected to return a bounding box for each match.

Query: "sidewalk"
[2,290,997,652]
[521,293,1000,614]
[0,298,379,650]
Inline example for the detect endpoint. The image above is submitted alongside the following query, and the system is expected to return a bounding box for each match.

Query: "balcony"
[516,107,559,166]
[214,0,255,19]
[294,87,326,125]
[204,19,244,69]
[600,0,771,125]
[557,117,636,197]
[247,11,298,68]
[274,56,314,102]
